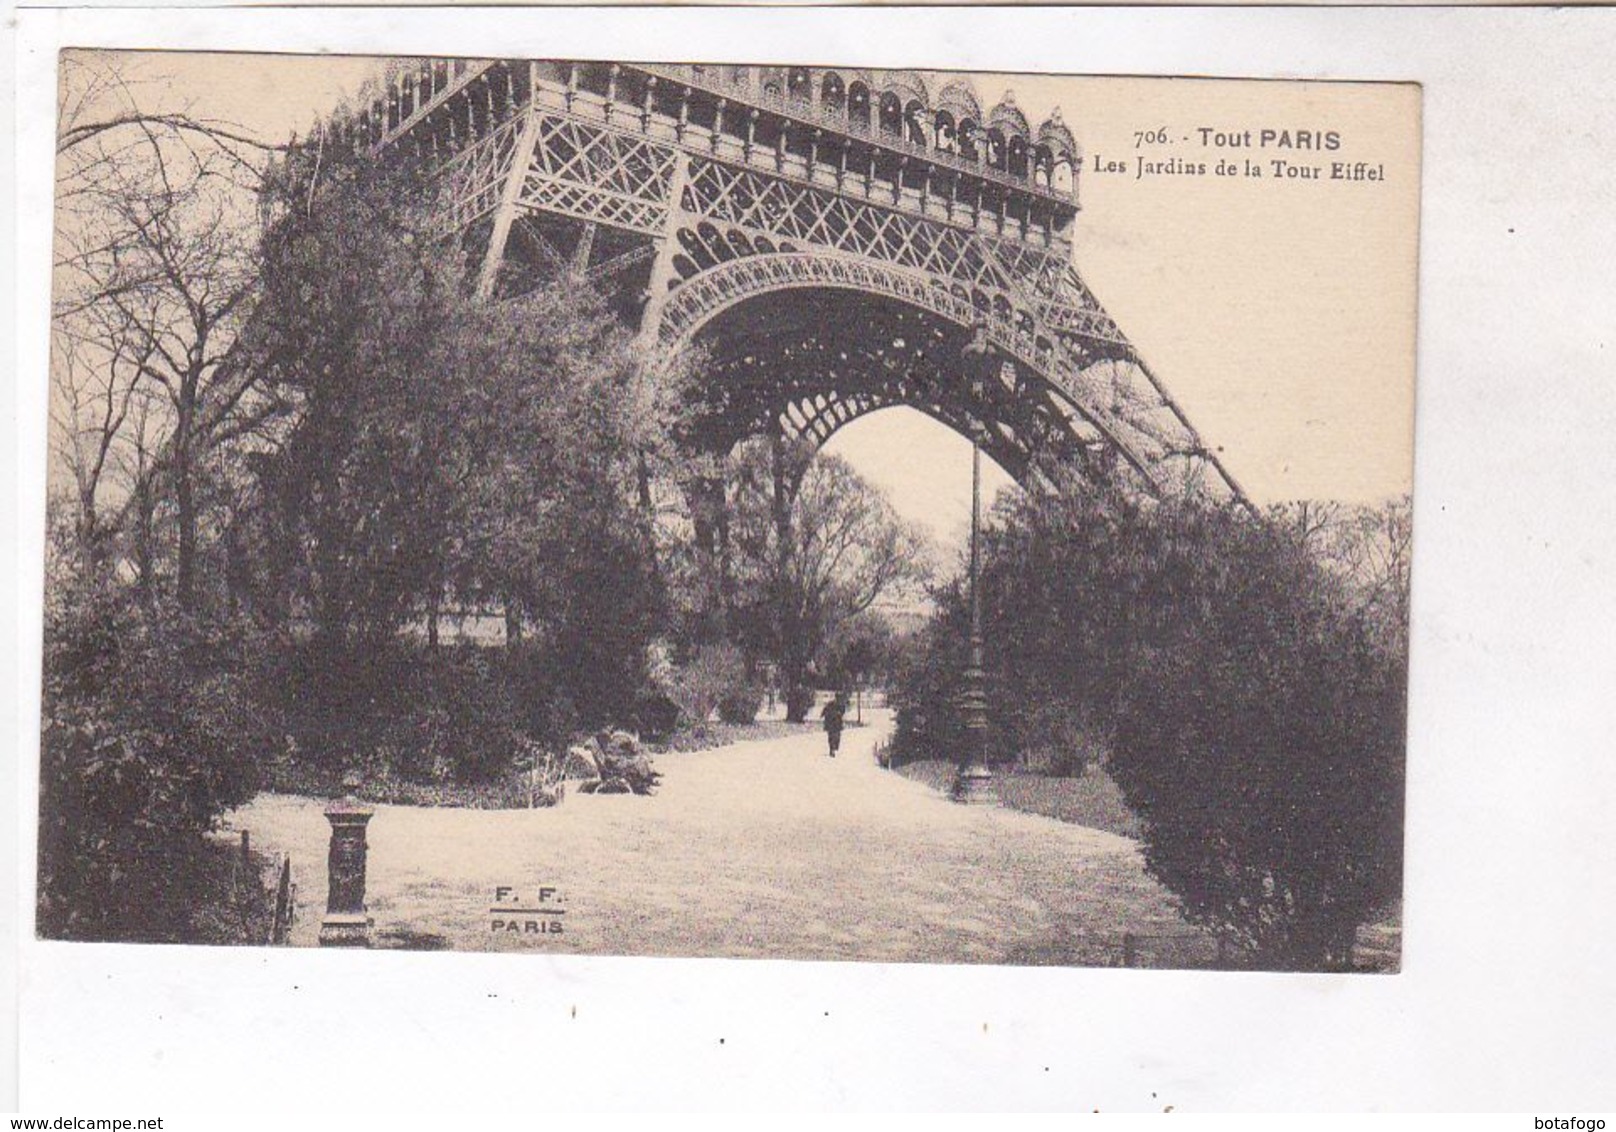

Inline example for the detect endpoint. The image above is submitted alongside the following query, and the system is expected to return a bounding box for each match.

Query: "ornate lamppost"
[952,320,999,806]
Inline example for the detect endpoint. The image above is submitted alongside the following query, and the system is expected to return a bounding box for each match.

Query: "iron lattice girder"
[700,315,1084,482]
[684,159,1014,295]
[432,110,678,238]
[436,114,525,234]
[656,251,1211,489]
[678,159,1129,352]
[517,114,680,234]
[428,102,1238,498]
[437,107,1125,347]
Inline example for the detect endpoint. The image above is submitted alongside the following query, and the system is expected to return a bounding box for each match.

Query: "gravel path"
[227,710,1198,965]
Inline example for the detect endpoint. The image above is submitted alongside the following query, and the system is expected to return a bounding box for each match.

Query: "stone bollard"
[319,795,375,948]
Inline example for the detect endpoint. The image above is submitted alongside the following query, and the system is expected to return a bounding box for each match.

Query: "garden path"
[227,710,1198,965]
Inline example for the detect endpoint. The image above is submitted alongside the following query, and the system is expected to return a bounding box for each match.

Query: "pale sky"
[63,52,1419,553]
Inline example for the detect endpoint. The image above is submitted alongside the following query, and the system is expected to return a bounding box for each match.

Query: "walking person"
[820,692,847,758]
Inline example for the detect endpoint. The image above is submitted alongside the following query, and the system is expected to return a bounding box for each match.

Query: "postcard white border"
[7,5,1616,1112]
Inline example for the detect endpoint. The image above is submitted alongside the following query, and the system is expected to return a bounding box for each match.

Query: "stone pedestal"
[319,801,375,947]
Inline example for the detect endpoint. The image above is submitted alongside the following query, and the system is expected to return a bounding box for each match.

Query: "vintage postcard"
[37,50,1418,973]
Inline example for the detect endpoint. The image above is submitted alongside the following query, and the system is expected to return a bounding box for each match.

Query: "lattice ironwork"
[516,113,680,235]
[410,87,1241,500]
[586,242,657,283]
[435,115,525,235]
[679,158,1134,359]
[699,308,1082,482]
[652,249,1221,491]
[685,159,1016,297]
[978,237,1127,344]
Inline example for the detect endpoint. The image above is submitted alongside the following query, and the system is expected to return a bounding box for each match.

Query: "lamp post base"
[318,912,374,948]
[951,762,999,806]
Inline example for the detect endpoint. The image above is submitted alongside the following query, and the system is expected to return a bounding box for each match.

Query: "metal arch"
[409,87,1244,503]
[707,333,1065,481]
[714,313,1105,465]
[656,251,1169,491]
[785,390,1039,483]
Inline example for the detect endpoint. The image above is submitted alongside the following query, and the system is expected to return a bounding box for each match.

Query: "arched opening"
[847,82,872,131]
[821,406,1019,551]
[877,91,904,137]
[1032,144,1053,188]
[904,100,929,147]
[985,127,1008,171]
[1007,135,1030,180]
[821,72,846,115]
[678,226,718,270]
[958,119,980,162]
[654,254,1156,494]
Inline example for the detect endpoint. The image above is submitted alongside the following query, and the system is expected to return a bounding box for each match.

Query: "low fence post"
[1122,932,1137,968]
[319,798,375,947]
[271,854,294,945]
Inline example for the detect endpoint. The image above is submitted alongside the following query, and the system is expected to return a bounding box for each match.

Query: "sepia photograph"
[36,48,1418,974]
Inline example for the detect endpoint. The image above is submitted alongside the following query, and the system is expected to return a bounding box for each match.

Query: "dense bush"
[716,682,764,725]
[1016,698,1106,777]
[632,689,681,742]
[892,479,1407,970]
[273,639,577,787]
[667,642,755,728]
[1103,500,1406,969]
[38,577,273,940]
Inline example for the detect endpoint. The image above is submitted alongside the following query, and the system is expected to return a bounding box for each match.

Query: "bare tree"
[1330,496,1413,654]
[50,52,288,610]
[1274,495,1412,656]
[48,325,143,570]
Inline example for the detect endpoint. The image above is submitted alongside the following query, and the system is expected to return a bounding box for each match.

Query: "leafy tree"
[724,439,934,719]
[38,54,298,940]
[893,474,1407,969]
[822,609,899,693]
[247,134,686,753]
[38,565,273,940]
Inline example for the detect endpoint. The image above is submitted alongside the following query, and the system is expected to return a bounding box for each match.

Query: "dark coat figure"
[820,695,847,757]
